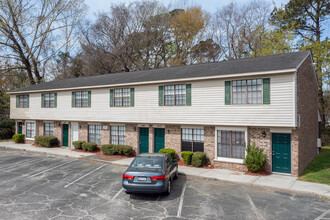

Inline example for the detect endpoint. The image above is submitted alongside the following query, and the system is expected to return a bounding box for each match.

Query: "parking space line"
[64,164,107,188]
[246,193,265,220]
[4,158,43,170]
[112,188,123,201]
[177,182,187,217]
[28,161,74,178]
[315,209,330,220]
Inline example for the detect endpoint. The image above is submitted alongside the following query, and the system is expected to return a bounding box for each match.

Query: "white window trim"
[25,120,36,140]
[214,126,248,164]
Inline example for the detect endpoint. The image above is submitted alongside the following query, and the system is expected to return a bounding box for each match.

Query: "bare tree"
[0,0,87,84]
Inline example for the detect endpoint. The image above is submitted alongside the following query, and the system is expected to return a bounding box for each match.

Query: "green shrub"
[72,141,85,149]
[35,136,58,147]
[159,148,176,159]
[191,152,206,167]
[243,142,267,172]
[12,134,25,143]
[82,142,97,152]
[181,151,194,165]
[101,144,134,156]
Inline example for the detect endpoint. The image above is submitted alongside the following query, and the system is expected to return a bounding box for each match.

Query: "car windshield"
[130,156,163,170]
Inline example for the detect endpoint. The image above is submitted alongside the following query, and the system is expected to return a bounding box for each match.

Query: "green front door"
[139,128,149,154]
[17,122,22,134]
[154,128,165,153]
[272,133,291,174]
[62,124,69,147]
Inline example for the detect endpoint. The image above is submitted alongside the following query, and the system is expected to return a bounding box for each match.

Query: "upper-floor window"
[232,79,262,104]
[44,123,54,136]
[74,91,88,107]
[16,95,29,108]
[114,88,130,107]
[42,93,56,108]
[111,125,125,145]
[26,122,35,139]
[164,84,186,106]
[88,124,101,144]
[181,128,204,152]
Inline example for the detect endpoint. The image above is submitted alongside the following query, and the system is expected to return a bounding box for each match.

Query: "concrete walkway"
[0,141,95,158]
[1,141,329,199]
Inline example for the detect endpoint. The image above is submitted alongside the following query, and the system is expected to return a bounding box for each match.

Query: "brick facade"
[164,125,181,156]
[101,123,110,145]
[126,124,138,154]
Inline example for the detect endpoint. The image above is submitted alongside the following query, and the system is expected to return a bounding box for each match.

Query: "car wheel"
[174,168,178,179]
[125,191,131,194]
[165,181,171,195]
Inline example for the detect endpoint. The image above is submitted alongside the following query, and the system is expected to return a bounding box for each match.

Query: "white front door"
[71,122,78,148]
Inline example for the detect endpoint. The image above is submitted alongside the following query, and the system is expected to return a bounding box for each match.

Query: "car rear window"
[130,157,164,170]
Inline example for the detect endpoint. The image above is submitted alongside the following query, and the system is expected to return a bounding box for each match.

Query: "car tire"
[174,167,178,179]
[164,181,171,195]
[125,191,131,194]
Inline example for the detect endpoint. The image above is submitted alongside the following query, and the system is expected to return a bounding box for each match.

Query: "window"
[44,123,54,136]
[111,126,125,145]
[17,95,28,108]
[88,124,101,144]
[114,88,130,107]
[75,91,88,107]
[217,130,245,159]
[43,93,55,108]
[181,128,204,152]
[26,122,35,139]
[164,84,186,106]
[232,79,262,104]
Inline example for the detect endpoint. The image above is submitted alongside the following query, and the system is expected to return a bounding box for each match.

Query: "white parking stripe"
[4,158,43,170]
[112,188,123,201]
[315,209,330,220]
[64,164,106,188]
[177,182,187,217]
[246,193,265,220]
[28,161,74,178]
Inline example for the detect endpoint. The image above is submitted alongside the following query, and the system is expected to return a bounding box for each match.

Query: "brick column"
[204,126,215,164]
[164,125,181,156]
[101,123,110,145]
[149,125,154,153]
[126,124,138,154]
[53,121,63,146]
[78,122,88,142]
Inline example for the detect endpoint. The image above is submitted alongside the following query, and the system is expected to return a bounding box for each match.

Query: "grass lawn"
[298,146,330,185]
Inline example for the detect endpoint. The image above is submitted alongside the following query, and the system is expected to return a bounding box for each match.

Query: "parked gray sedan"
[122,153,178,195]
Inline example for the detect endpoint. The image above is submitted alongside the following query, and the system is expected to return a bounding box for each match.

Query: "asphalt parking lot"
[0,148,329,220]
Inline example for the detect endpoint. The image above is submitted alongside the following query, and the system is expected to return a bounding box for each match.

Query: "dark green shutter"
[54,93,57,108]
[130,88,134,107]
[41,94,44,108]
[186,84,191,106]
[16,95,19,108]
[159,86,163,106]
[88,91,91,107]
[110,89,114,107]
[72,92,75,107]
[263,78,270,104]
[225,81,231,105]
[26,95,29,108]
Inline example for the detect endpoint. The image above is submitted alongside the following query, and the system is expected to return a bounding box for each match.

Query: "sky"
[84,0,329,37]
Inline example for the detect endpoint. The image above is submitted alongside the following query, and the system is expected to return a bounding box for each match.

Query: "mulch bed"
[245,170,270,176]
[72,148,135,160]
[177,160,215,169]
[32,144,60,148]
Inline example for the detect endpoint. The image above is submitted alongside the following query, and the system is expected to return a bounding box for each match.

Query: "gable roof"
[9,51,310,94]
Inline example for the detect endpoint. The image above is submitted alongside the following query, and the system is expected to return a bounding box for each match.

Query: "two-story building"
[8,51,320,176]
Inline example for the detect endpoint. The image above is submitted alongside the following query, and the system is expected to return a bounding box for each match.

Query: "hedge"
[191,152,206,167]
[82,142,97,152]
[101,144,133,156]
[181,151,194,165]
[159,148,176,159]
[243,142,267,172]
[72,141,86,149]
[35,136,58,147]
[12,134,25,143]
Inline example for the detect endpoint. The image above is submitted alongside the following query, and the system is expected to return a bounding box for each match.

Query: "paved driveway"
[0,148,329,220]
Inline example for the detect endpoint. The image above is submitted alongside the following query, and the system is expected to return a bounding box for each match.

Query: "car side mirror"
[172,159,178,163]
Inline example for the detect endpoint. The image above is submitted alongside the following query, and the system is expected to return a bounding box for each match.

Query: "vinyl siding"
[10,73,295,127]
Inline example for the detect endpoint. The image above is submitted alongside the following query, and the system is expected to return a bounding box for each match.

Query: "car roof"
[138,153,168,158]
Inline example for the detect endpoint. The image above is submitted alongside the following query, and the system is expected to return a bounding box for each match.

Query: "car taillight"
[150,175,166,181]
[123,174,134,180]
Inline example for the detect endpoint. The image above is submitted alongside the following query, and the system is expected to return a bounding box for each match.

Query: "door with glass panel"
[71,122,78,148]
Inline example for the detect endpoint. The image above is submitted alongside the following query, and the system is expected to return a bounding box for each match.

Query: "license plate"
[138,177,147,181]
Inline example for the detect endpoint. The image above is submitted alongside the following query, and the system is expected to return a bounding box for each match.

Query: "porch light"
[167,129,170,134]
[262,131,266,138]
[134,126,136,131]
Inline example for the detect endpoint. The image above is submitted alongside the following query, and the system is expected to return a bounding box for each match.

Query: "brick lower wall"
[204,126,215,165]
[126,124,138,154]
[164,125,181,156]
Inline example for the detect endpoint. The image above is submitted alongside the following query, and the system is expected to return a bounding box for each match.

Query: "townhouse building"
[9,51,320,176]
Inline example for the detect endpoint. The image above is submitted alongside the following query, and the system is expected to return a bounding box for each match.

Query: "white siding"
[10,73,295,127]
